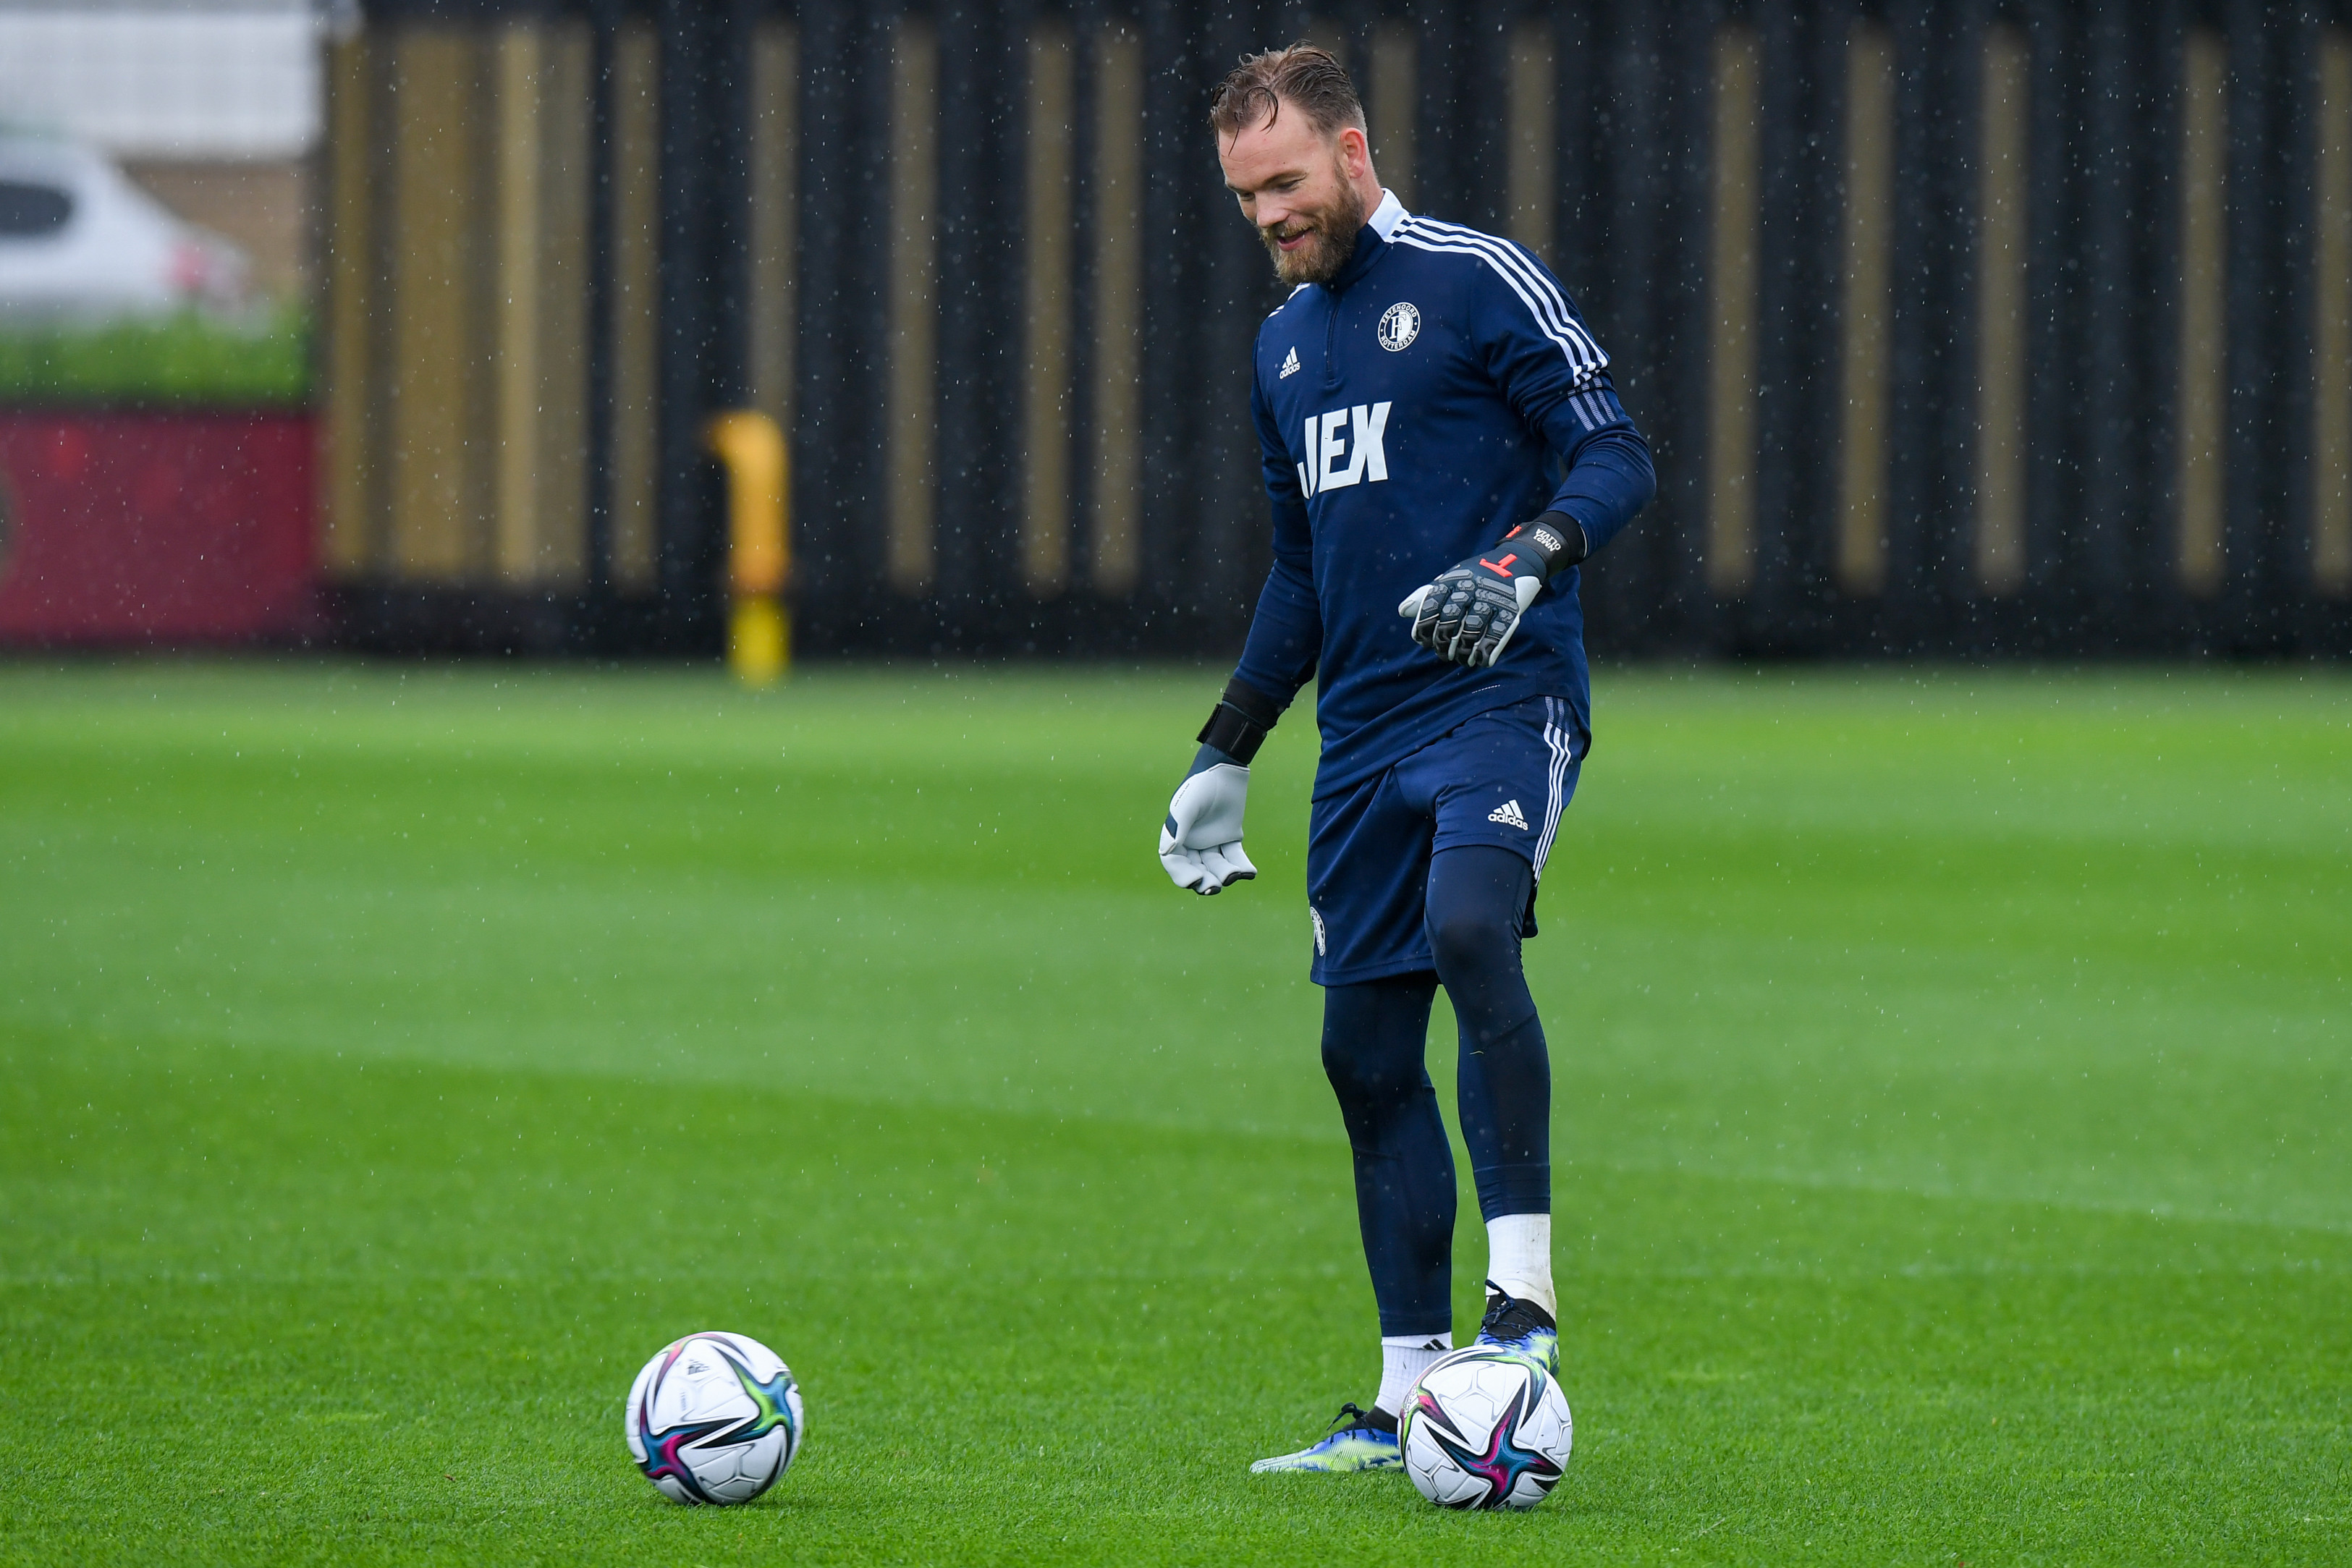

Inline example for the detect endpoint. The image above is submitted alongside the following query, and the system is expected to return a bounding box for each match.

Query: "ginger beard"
[1259,156,1367,286]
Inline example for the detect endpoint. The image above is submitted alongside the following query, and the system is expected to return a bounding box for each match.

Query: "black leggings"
[1320,844,1551,1338]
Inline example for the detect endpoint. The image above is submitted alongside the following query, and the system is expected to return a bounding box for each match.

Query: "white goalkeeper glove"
[1157,677,1287,895]
[1159,752,1256,894]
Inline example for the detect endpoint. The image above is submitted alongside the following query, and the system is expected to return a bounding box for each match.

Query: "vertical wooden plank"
[2017,0,2079,634]
[2075,7,2148,630]
[2178,27,2228,598]
[1708,22,1760,598]
[1023,22,1074,596]
[321,33,375,580]
[648,0,743,628]
[1654,5,1722,648]
[1507,18,1554,263]
[1837,20,1894,598]
[1372,21,1414,206]
[1090,22,1143,598]
[2220,6,2290,640]
[493,23,543,585]
[750,21,798,442]
[1585,4,1666,637]
[1872,0,1956,642]
[610,20,661,593]
[533,19,591,586]
[1300,14,1348,63]
[388,27,476,582]
[931,0,1024,629]
[790,0,893,637]
[1135,0,1198,616]
[1189,6,1270,630]
[2316,30,2352,596]
[887,17,939,595]
[1976,20,2030,596]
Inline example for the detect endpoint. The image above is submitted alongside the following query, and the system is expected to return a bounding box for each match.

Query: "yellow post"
[704,410,790,685]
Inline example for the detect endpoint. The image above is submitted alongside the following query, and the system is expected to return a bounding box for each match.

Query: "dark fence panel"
[336,0,2352,658]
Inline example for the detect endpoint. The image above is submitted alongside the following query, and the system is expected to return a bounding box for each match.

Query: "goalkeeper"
[1161,44,1654,1475]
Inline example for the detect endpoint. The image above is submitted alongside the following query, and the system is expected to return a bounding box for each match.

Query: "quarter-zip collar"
[1324,188,1408,297]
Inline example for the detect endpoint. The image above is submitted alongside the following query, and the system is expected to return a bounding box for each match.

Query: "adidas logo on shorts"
[1488,799,1529,830]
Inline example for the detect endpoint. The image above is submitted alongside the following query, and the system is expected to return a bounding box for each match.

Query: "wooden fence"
[329,0,2352,657]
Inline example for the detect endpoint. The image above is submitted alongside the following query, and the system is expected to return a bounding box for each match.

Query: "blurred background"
[1,0,2349,661]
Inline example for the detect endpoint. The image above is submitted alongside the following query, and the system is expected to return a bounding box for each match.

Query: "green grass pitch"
[1,661,2346,1565]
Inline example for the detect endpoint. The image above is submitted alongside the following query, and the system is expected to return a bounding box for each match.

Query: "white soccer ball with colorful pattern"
[624,1331,803,1504]
[1398,1347,1573,1510]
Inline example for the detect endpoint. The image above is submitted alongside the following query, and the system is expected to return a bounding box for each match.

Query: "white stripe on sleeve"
[1394,217,1609,378]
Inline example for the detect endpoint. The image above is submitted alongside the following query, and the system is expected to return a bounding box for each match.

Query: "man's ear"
[1336,124,1372,181]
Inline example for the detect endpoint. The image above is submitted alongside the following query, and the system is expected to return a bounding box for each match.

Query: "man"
[1159,45,1654,1474]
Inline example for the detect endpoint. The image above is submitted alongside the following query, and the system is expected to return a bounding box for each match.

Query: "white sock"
[1486,1212,1556,1318]
[1374,1333,1453,1417]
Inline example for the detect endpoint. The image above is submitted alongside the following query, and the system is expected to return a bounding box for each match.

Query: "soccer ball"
[1398,1347,1573,1510]
[624,1331,803,1504]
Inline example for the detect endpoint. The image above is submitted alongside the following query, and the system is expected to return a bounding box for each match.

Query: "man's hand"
[1159,749,1256,894]
[1397,513,1587,669]
[1159,678,1286,895]
[1398,554,1542,669]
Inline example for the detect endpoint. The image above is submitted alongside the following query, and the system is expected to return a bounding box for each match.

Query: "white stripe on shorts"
[1534,697,1575,879]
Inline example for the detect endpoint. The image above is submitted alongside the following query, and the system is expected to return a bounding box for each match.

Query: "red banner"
[0,411,316,645]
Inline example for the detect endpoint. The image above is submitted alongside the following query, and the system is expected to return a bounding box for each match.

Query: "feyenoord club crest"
[1377,301,1421,352]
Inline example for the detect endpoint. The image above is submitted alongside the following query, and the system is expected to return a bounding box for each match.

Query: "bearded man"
[1157,43,1655,1473]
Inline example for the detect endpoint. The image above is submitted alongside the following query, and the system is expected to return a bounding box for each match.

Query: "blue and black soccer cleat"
[1248,1402,1402,1473]
[1473,1279,1560,1376]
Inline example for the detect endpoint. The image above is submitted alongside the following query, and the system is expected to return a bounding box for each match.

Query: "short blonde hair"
[1208,43,1366,141]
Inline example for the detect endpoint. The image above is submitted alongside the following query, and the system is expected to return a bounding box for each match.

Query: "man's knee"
[1424,845,1530,980]
[1426,901,1518,986]
[1321,1032,1424,1108]
[1321,977,1437,1109]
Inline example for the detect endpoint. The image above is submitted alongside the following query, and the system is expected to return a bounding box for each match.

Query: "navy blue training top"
[1231,192,1656,800]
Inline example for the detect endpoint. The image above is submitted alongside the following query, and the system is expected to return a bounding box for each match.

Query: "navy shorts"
[1306,695,1583,986]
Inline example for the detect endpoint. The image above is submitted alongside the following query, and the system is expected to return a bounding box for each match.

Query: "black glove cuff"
[1504,511,1591,580]
[1196,677,1285,765]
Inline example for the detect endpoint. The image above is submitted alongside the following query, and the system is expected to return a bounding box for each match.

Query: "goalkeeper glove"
[1397,511,1588,669]
[1159,677,1284,895]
